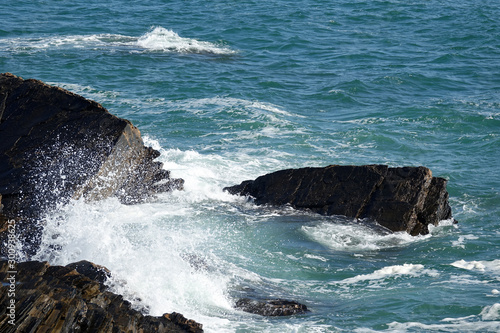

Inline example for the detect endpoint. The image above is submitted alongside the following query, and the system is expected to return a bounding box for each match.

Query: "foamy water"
[0,26,236,56]
[29,141,490,332]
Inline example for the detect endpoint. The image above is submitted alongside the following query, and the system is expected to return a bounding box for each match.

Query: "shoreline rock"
[0,260,203,332]
[0,73,183,257]
[0,73,197,331]
[235,298,309,317]
[224,165,454,235]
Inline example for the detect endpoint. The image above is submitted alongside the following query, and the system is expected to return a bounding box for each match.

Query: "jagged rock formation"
[235,298,309,316]
[0,73,183,256]
[224,165,453,235]
[0,260,202,332]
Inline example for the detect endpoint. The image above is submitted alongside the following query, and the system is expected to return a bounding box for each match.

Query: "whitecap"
[137,26,236,55]
[451,259,500,275]
[480,303,500,320]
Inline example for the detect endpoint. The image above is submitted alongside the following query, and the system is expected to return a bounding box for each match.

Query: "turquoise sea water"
[1,1,500,331]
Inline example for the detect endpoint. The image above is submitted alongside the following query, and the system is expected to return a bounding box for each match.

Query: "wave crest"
[0,27,236,56]
[137,26,236,55]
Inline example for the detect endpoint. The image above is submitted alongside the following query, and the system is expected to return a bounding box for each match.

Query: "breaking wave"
[0,26,236,55]
[137,26,236,55]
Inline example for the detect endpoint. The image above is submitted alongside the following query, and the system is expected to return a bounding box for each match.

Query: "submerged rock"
[0,260,203,332]
[235,298,309,316]
[224,165,453,235]
[0,73,183,256]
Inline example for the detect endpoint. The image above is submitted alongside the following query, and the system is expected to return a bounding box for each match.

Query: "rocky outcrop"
[235,298,308,316]
[0,260,202,332]
[224,165,453,235]
[0,73,183,256]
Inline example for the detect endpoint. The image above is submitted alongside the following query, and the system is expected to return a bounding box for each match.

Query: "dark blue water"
[1,1,500,331]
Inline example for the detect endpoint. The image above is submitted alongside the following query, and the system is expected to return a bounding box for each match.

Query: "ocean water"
[1,0,500,332]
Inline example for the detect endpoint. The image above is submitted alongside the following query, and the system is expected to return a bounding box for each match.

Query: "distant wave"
[0,26,236,56]
[137,26,236,55]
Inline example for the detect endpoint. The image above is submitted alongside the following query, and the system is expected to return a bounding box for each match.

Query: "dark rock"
[0,73,183,256]
[164,312,204,332]
[66,260,112,285]
[235,298,309,316]
[224,165,453,235]
[0,260,203,332]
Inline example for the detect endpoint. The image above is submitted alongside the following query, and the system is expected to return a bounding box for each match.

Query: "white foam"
[137,26,236,55]
[30,138,265,326]
[355,304,500,332]
[302,220,429,252]
[432,274,490,286]
[451,259,500,276]
[481,303,500,320]
[0,33,135,53]
[451,234,479,248]
[170,96,297,120]
[304,253,328,262]
[337,264,439,285]
[383,320,500,332]
[33,196,235,322]
[143,138,265,201]
[359,303,500,332]
[1,27,235,56]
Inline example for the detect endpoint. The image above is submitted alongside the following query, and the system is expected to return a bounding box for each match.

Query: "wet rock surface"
[0,260,203,332]
[224,164,453,235]
[235,298,309,316]
[0,73,183,256]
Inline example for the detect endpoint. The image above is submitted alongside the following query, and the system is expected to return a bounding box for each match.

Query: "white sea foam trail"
[0,26,236,55]
[0,34,135,52]
[336,263,439,285]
